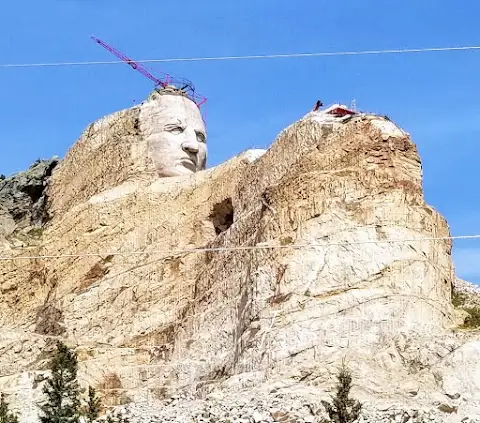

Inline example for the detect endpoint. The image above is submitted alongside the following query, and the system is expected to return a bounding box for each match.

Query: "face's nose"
[182,139,200,154]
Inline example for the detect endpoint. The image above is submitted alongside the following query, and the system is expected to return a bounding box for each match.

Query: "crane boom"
[90,35,207,108]
[91,36,168,88]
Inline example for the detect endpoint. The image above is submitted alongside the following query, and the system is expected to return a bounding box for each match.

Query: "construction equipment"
[312,100,323,111]
[326,106,356,117]
[91,36,207,107]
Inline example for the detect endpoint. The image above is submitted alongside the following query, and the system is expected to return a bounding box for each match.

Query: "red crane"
[91,36,207,107]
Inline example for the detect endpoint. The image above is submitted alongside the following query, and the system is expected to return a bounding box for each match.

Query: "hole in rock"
[209,198,234,235]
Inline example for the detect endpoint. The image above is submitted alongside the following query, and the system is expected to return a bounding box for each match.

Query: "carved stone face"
[146,93,207,177]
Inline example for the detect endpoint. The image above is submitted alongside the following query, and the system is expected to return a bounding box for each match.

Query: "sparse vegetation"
[279,235,294,245]
[27,227,44,238]
[460,306,480,328]
[452,290,467,308]
[452,289,480,329]
[0,393,19,423]
[437,404,457,414]
[321,361,362,423]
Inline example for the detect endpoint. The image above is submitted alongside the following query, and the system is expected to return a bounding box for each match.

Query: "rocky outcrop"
[0,158,58,244]
[0,100,479,422]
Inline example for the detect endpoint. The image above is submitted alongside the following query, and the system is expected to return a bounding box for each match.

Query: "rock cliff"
[0,97,479,423]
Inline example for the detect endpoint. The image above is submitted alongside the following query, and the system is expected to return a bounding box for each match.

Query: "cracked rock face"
[0,103,479,422]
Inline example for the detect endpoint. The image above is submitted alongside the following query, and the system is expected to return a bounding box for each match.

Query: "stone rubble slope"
[97,388,480,423]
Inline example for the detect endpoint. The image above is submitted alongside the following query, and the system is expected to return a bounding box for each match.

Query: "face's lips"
[178,158,197,172]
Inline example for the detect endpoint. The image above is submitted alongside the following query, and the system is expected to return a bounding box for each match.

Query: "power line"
[0,233,478,261]
[1,45,480,69]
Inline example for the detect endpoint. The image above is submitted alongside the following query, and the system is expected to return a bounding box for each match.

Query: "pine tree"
[321,361,362,423]
[84,386,101,423]
[0,393,19,423]
[103,413,130,423]
[38,341,80,423]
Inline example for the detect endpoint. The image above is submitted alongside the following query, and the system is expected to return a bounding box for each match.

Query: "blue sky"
[1,0,480,283]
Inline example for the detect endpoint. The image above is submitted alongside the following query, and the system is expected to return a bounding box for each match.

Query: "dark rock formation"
[0,158,59,238]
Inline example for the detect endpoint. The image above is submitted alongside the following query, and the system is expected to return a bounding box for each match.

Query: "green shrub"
[321,361,362,423]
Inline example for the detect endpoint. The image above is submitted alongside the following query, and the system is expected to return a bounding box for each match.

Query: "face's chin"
[154,147,206,177]
[156,163,196,177]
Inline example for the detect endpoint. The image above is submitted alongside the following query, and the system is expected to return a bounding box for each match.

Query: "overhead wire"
[0,233,478,261]
[0,45,479,69]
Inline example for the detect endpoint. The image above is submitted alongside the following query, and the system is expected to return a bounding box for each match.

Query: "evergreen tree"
[104,413,129,423]
[0,393,19,423]
[321,361,362,423]
[84,386,101,423]
[38,341,80,423]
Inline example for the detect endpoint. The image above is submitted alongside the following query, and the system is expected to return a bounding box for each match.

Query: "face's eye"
[165,124,185,134]
[196,132,206,143]
[169,126,184,134]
